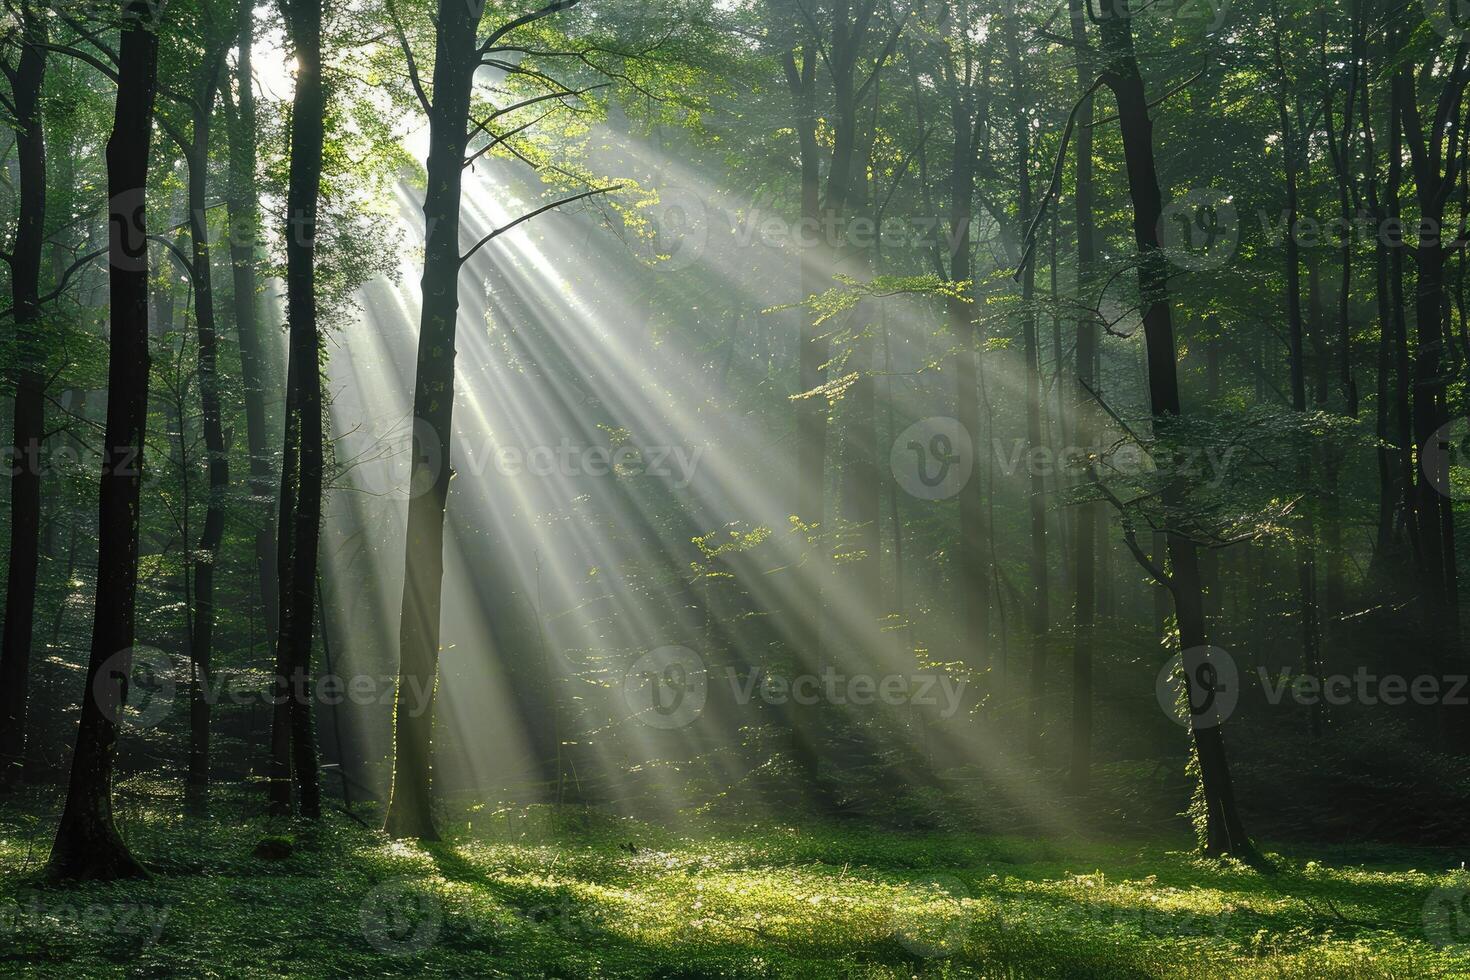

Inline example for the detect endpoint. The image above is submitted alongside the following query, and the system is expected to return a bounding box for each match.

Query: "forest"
[0,0,1468,975]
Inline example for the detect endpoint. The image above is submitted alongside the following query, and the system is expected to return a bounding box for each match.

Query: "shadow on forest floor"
[0,782,1466,978]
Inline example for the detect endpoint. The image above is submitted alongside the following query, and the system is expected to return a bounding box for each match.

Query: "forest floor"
[0,782,1466,978]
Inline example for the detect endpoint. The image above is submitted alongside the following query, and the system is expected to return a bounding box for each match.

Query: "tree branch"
[479,0,583,55]
[1013,75,1106,282]
[463,108,553,169]
[459,184,619,265]
[388,0,430,116]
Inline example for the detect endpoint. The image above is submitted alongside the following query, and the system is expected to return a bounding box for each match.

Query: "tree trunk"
[1273,17,1321,737]
[1067,0,1097,795]
[1007,13,1048,758]
[385,0,480,841]
[225,0,281,660]
[47,0,160,881]
[949,96,987,668]
[0,6,46,791]
[1098,0,1256,860]
[1398,49,1470,749]
[186,49,228,810]
[270,0,326,820]
[781,48,826,530]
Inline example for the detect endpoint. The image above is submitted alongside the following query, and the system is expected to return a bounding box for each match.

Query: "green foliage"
[0,789,1465,977]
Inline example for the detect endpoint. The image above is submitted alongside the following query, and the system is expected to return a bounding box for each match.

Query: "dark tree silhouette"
[269,0,325,820]
[1094,0,1256,860]
[47,0,162,881]
[0,0,47,791]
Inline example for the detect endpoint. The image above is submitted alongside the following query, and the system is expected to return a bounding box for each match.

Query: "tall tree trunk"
[1388,78,1414,568]
[948,76,988,669]
[0,5,46,791]
[1399,47,1470,750]
[1273,16,1321,737]
[1362,67,1398,565]
[1098,0,1256,860]
[1321,10,1360,638]
[270,0,326,820]
[773,44,832,793]
[1007,13,1047,757]
[1068,0,1098,795]
[47,0,161,881]
[185,49,229,810]
[779,46,826,530]
[837,96,882,646]
[225,0,281,662]
[385,0,481,841]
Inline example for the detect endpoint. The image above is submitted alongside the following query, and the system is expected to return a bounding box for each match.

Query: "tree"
[1004,9,1049,758]
[1067,0,1098,795]
[151,4,233,809]
[384,0,613,839]
[47,0,163,881]
[929,0,991,671]
[269,0,326,820]
[1093,0,1256,859]
[0,0,47,790]
[221,0,280,658]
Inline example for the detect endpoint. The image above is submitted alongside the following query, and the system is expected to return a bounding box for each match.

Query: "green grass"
[1,786,1467,977]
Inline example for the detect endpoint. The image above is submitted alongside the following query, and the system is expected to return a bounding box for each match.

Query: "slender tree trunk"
[1007,14,1047,757]
[946,71,987,667]
[1399,49,1470,749]
[186,50,228,810]
[1362,71,1398,565]
[1098,0,1256,860]
[0,6,47,791]
[225,0,281,656]
[782,49,826,530]
[47,0,160,881]
[270,0,326,820]
[386,0,480,840]
[1068,0,1097,795]
[773,45,833,794]
[1273,17,1321,736]
[1388,81,1414,566]
[1321,14,1360,638]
